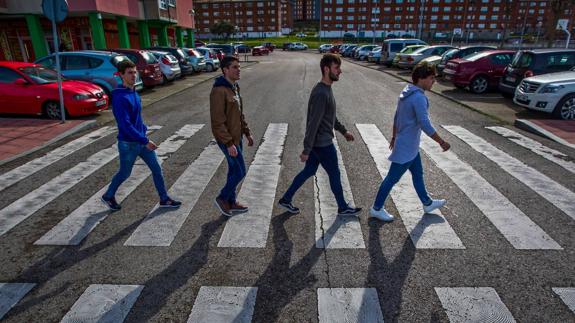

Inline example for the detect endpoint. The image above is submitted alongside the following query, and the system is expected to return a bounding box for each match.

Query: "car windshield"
[464,51,491,61]
[142,51,157,64]
[443,48,458,59]
[510,51,533,68]
[177,48,188,58]
[412,47,428,54]
[18,66,60,84]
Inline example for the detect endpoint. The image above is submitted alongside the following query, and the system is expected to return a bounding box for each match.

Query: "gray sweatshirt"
[303,82,347,155]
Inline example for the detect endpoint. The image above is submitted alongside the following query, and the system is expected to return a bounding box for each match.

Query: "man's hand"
[389,137,395,150]
[146,141,157,151]
[300,153,309,162]
[440,141,450,152]
[228,145,238,157]
[343,131,354,141]
[246,135,254,147]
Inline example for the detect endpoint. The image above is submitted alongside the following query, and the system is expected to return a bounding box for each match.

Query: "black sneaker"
[101,195,121,211]
[278,198,300,214]
[160,197,182,208]
[337,205,362,216]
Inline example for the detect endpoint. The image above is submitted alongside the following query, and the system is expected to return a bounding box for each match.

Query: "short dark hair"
[221,56,239,72]
[412,61,436,84]
[117,59,136,74]
[320,53,341,75]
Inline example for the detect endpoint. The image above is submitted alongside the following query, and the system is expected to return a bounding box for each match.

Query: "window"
[336,7,343,12]
[480,6,488,12]
[490,23,497,28]
[347,24,354,28]
[201,4,208,9]
[336,15,343,20]
[168,0,176,7]
[396,7,402,11]
[246,10,252,15]
[64,56,91,70]
[432,7,439,12]
[336,0,343,3]
[348,15,354,20]
[443,15,450,20]
[394,15,401,21]
[384,7,391,12]
[348,7,355,12]
[0,67,23,83]
[493,7,499,12]
[538,9,544,14]
[444,7,451,12]
[395,0,403,3]
[159,0,167,10]
[431,15,437,21]
[545,53,575,72]
[479,15,486,20]
[491,15,498,20]
[478,23,485,28]
[491,53,512,65]
[528,9,534,14]
[430,23,437,28]
[257,2,264,7]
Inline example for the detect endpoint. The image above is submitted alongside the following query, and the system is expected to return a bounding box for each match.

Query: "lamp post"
[519,2,528,49]
[418,0,425,39]
[535,20,542,46]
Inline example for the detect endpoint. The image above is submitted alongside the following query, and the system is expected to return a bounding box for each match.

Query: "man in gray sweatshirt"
[278,54,362,216]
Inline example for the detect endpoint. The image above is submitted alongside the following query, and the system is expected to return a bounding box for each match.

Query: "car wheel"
[206,64,214,72]
[470,76,488,94]
[553,94,575,120]
[43,101,65,120]
[162,74,169,84]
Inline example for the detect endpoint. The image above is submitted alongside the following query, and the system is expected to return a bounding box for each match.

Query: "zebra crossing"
[0,122,574,321]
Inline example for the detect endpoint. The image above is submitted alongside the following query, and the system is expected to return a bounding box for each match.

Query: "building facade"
[0,0,195,62]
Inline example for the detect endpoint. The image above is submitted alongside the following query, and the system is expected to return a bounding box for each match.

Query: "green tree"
[209,20,236,40]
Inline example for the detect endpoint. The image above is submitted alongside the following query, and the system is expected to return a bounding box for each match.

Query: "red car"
[0,61,108,119]
[111,48,163,88]
[252,46,270,56]
[261,42,275,52]
[442,50,515,94]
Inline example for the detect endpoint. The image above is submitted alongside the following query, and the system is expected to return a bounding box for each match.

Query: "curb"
[515,119,575,150]
[0,120,97,167]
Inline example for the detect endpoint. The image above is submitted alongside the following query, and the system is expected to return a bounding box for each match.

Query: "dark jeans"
[217,141,246,204]
[373,153,431,210]
[104,140,168,201]
[282,143,347,209]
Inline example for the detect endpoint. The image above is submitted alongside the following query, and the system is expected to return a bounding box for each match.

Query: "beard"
[328,71,339,81]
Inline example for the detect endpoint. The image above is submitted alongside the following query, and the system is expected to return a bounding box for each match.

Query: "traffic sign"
[556,19,569,30]
[42,0,69,23]
[453,28,462,36]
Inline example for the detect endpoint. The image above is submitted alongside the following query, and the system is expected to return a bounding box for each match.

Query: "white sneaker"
[369,207,394,222]
[423,199,446,213]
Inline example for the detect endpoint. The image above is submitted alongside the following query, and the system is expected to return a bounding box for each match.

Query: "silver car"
[149,50,181,83]
[354,45,379,61]
[396,45,455,69]
[195,47,220,72]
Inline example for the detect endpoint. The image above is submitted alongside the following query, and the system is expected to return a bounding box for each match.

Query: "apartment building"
[295,0,319,21]
[0,0,195,62]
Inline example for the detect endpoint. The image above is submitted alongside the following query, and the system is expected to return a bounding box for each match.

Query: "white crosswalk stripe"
[217,123,288,248]
[487,126,575,174]
[435,287,516,323]
[357,124,465,249]
[124,141,223,246]
[0,126,117,192]
[0,283,35,320]
[420,135,561,250]
[553,288,575,313]
[34,124,203,246]
[187,286,257,323]
[317,288,384,323]
[314,138,365,248]
[60,284,143,323]
[445,125,575,221]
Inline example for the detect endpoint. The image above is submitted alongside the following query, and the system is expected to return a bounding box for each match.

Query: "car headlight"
[73,93,91,100]
[540,85,564,93]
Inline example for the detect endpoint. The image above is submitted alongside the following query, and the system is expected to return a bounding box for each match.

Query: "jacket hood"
[213,75,235,89]
[399,84,423,100]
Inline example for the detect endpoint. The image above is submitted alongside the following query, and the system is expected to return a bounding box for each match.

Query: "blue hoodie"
[388,84,436,164]
[111,86,148,145]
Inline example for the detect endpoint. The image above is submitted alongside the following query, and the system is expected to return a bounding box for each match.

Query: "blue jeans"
[373,153,431,210]
[217,141,246,204]
[104,140,168,201]
[282,144,347,209]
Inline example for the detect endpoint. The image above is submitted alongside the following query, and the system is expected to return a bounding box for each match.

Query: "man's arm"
[413,96,450,151]
[335,117,354,141]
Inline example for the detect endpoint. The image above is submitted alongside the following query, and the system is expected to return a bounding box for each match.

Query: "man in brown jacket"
[211,56,254,216]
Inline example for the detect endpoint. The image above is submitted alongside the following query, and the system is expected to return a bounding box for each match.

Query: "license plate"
[516,94,528,102]
[506,76,516,83]
[96,99,107,107]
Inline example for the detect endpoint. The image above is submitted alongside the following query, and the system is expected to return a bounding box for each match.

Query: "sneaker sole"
[159,204,181,208]
[214,199,233,217]
[338,210,361,217]
[278,203,300,214]
[368,214,394,222]
[100,197,121,211]
[230,208,249,214]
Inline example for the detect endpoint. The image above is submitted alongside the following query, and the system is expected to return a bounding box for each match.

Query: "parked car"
[0,61,108,119]
[234,43,251,54]
[419,55,442,68]
[329,44,342,54]
[252,46,270,56]
[342,45,358,57]
[195,47,220,72]
[212,49,224,61]
[282,42,293,51]
[319,44,333,53]
[261,42,275,52]
[296,32,306,38]
[182,48,206,72]
[499,49,575,98]
[206,44,238,58]
[35,50,143,96]
[443,50,515,94]
[354,45,379,60]
[147,46,194,75]
[380,38,427,67]
[148,50,181,83]
[513,67,575,120]
[436,46,496,76]
[396,45,454,69]
[289,42,308,51]
[368,47,382,63]
[195,40,206,48]
[392,45,426,67]
[110,48,162,88]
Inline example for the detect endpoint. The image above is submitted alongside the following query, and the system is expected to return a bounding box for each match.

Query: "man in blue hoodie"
[101,59,181,211]
[369,62,450,222]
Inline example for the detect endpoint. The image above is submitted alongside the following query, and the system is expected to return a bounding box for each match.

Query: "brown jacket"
[210,77,251,147]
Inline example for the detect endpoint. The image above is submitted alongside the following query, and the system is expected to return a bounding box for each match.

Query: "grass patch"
[204,36,382,49]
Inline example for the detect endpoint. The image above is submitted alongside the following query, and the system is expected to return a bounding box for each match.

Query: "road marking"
[60,284,143,323]
[553,288,575,313]
[317,288,384,323]
[0,283,35,320]
[445,126,575,221]
[314,138,365,248]
[187,286,257,323]
[357,124,464,249]
[420,135,561,249]
[0,126,117,192]
[487,126,575,174]
[435,287,516,323]
[124,141,223,246]
[217,123,287,248]
[34,125,202,246]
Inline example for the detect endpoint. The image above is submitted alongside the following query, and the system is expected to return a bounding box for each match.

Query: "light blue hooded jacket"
[388,84,436,164]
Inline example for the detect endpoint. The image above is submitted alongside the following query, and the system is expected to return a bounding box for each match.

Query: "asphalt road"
[0,51,574,322]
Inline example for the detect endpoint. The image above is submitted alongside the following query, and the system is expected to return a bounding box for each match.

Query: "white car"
[319,44,332,53]
[368,47,382,63]
[290,42,308,50]
[514,68,575,120]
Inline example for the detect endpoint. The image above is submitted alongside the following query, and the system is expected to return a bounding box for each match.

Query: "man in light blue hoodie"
[370,62,450,221]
